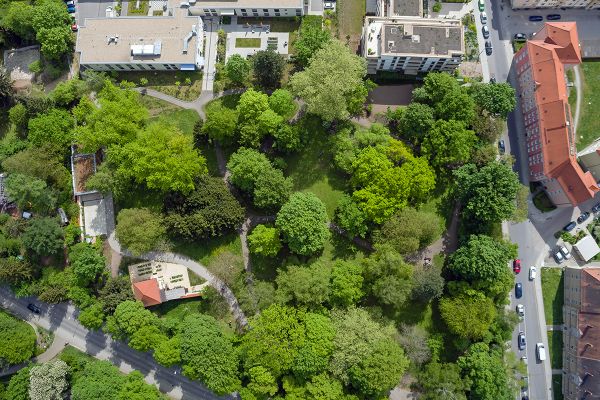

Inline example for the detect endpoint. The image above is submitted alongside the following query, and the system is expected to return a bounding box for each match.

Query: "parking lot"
[76,0,117,26]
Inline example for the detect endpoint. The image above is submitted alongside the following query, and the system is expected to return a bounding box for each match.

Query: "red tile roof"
[518,22,598,205]
[132,279,162,307]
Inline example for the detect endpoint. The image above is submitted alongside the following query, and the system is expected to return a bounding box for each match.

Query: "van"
[536,343,546,361]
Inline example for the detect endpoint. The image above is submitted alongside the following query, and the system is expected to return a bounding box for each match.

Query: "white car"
[480,12,487,24]
[554,249,564,263]
[516,304,525,317]
[560,245,572,260]
[537,343,546,361]
[529,266,537,280]
[324,1,334,9]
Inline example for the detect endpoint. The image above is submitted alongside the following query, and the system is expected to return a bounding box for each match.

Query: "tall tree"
[117,123,207,194]
[22,217,63,257]
[225,54,251,85]
[69,242,106,286]
[362,245,413,309]
[470,82,517,118]
[276,192,331,256]
[115,208,166,256]
[202,104,239,144]
[36,27,73,61]
[0,311,36,366]
[105,300,161,340]
[275,263,331,307]
[458,342,513,400]
[4,173,56,213]
[294,17,331,68]
[248,225,282,257]
[374,207,443,255]
[439,291,497,340]
[0,67,13,107]
[398,102,435,144]
[454,162,521,225]
[252,50,285,89]
[290,40,368,121]
[421,120,477,170]
[269,89,296,119]
[236,89,271,147]
[29,360,69,400]
[417,362,467,400]
[330,260,364,307]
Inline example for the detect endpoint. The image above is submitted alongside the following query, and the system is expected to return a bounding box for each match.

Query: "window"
[263,8,268,11]
[148,64,155,70]
[241,8,246,11]
[274,8,279,11]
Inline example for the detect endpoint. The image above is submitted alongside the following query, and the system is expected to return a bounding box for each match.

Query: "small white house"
[573,235,600,262]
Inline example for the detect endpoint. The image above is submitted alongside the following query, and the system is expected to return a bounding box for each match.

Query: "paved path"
[202,18,218,92]
[107,232,248,329]
[573,64,583,135]
[0,287,229,400]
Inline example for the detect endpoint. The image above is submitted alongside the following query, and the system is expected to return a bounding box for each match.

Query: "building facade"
[76,6,205,72]
[514,22,598,206]
[362,16,463,74]
[511,0,600,9]
[188,0,304,17]
[564,266,600,400]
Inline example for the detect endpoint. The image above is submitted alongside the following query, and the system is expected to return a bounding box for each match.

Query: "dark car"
[67,6,76,13]
[27,303,41,314]
[490,76,496,83]
[515,283,523,298]
[518,331,526,350]
[547,14,561,20]
[529,15,543,21]
[498,139,506,154]
[593,203,600,213]
[513,259,521,274]
[485,41,493,56]
[578,212,591,224]
[564,221,577,232]
[514,33,527,40]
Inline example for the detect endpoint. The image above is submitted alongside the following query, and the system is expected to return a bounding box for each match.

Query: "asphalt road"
[0,286,230,400]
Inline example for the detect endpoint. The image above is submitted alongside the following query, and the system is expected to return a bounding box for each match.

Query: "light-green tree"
[439,290,497,340]
[268,89,296,119]
[275,263,331,307]
[22,217,64,257]
[4,173,56,213]
[421,119,477,170]
[248,225,282,257]
[115,208,167,256]
[225,54,251,85]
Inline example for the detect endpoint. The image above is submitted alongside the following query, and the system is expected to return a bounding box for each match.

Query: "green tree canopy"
[290,40,367,121]
[454,162,521,225]
[412,72,461,105]
[180,314,240,395]
[253,50,285,89]
[330,260,364,308]
[27,108,74,152]
[0,311,36,366]
[78,302,106,330]
[203,103,239,144]
[105,300,161,340]
[439,290,497,340]
[362,245,413,309]
[269,89,296,119]
[275,263,331,307]
[98,276,135,314]
[115,208,167,256]
[276,192,331,256]
[417,362,467,400]
[22,217,63,257]
[334,195,368,239]
[248,225,282,257]
[36,26,73,61]
[374,207,443,255]
[294,16,332,68]
[29,360,69,400]
[470,82,517,118]
[3,366,31,400]
[69,242,107,286]
[457,342,513,400]
[225,54,251,85]
[116,123,207,194]
[4,173,56,213]
[398,102,435,144]
[421,119,477,170]
[2,3,35,40]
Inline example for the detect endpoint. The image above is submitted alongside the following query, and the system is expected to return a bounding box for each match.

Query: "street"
[472,1,600,399]
[0,286,230,400]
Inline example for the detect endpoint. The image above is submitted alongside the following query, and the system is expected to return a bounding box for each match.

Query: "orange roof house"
[132,279,163,307]
[515,22,598,206]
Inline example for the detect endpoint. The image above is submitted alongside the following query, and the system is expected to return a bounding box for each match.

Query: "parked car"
[521,355,528,365]
[547,14,561,20]
[71,23,78,32]
[560,245,572,259]
[529,266,537,280]
[529,15,543,21]
[27,303,41,314]
[67,6,76,13]
[480,12,487,24]
[485,40,493,55]
[564,221,577,231]
[478,0,485,11]
[513,259,521,274]
[65,0,75,6]
[498,139,505,154]
[514,33,527,40]
[536,343,546,361]
[517,304,525,317]
[578,212,591,223]
[515,282,523,298]
[324,1,334,9]
[554,249,564,263]
[593,203,600,213]
[489,76,496,83]
[518,332,526,350]
[482,25,490,39]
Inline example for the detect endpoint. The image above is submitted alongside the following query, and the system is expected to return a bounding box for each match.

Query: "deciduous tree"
[457,342,513,400]
[417,362,467,400]
[0,311,36,366]
[362,245,413,309]
[275,263,331,307]
[334,195,368,238]
[78,302,106,330]
[294,17,331,68]
[29,360,69,400]
[269,89,296,119]
[252,50,285,89]
[225,54,251,85]
[421,120,476,170]
[69,242,106,286]
[105,300,161,340]
[248,225,282,257]
[115,208,166,256]
[374,207,443,255]
[5,173,56,213]
[330,260,364,307]
[398,102,435,143]
[22,217,63,257]
[470,82,517,118]
[203,104,239,144]
[439,291,497,340]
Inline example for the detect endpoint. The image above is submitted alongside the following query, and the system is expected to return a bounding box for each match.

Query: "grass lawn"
[576,61,600,149]
[541,267,564,325]
[553,375,563,400]
[149,108,199,136]
[235,38,262,48]
[116,71,203,101]
[128,0,149,14]
[237,17,300,53]
[548,330,563,370]
[337,0,366,51]
[512,40,526,53]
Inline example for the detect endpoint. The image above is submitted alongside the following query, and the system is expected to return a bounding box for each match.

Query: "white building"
[511,0,600,9]
[188,0,304,17]
[362,16,463,74]
[76,6,205,72]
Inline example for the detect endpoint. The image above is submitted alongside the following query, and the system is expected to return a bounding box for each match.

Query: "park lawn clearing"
[149,108,199,136]
[235,38,262,48]
[548,330,563,370]
[337,0,366,51]
[576,61,600,149]
[541,267,564,325]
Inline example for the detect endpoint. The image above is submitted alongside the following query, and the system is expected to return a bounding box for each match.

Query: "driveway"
[0,286,230,400]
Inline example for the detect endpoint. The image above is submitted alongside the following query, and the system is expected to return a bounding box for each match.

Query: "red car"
[513,259,521,274]
[71,23,78,32]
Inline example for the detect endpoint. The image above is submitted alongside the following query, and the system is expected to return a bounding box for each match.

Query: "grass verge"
[577,61,600,149]
[235,38,262,48]
[553,375,563,400]
[541,267,564,325]
[116,71,203,101]
[548,330,563,370]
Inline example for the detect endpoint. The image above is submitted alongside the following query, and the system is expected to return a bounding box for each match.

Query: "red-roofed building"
[515,22,599,206]
[132,279,163,307]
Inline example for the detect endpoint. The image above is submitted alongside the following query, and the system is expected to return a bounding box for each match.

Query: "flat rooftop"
[393,0,422,16]
[190,0,302,8]
[383,22,462,55]
[76,12,201,65]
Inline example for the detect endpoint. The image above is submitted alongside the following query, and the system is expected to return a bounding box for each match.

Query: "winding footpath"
[107,232,248,329]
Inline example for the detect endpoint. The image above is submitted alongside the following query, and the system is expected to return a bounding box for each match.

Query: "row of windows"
[102,63,178,71]
[529,153,543,164]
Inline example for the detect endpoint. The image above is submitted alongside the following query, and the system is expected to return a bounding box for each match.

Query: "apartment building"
[76,6,205,72]
[511,0,600,9]
[188,0,304,17]
[564,266,600,400]
[514,22,599,206]
[361,0,463,75]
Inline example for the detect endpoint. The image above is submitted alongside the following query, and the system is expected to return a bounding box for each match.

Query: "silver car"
[560,245,571,259]
[480,12,488,24]
[482,25,490,39]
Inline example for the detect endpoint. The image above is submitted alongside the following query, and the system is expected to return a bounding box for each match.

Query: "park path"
[573,65,583,135]
[107,232,248,329]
